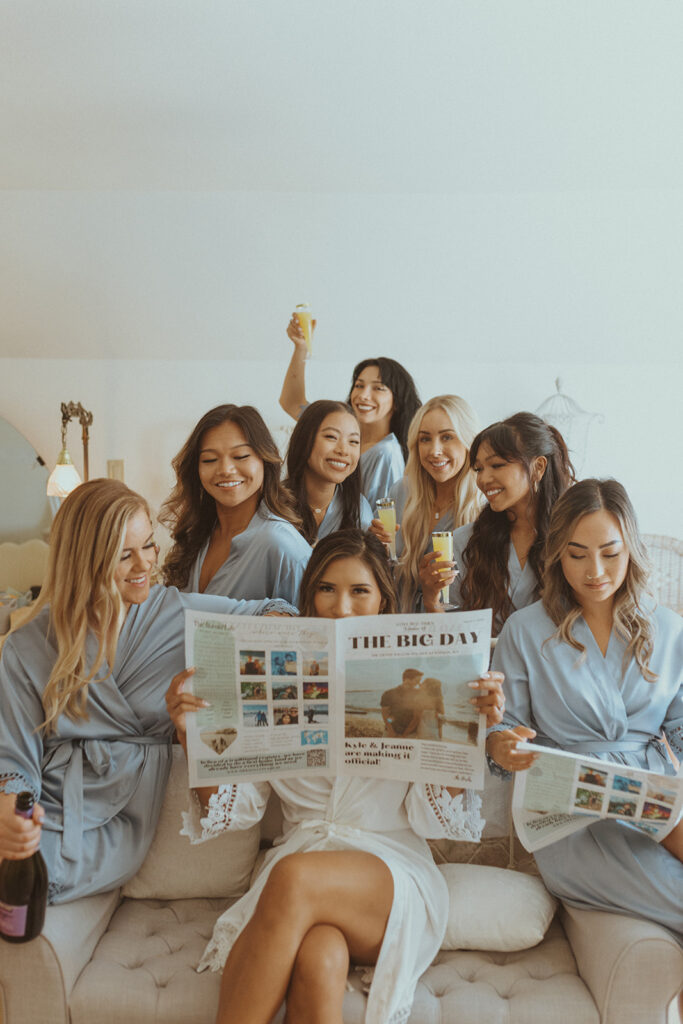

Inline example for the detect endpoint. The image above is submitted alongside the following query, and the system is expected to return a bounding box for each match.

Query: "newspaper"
[183,608,491,789]
[512,742,683,852]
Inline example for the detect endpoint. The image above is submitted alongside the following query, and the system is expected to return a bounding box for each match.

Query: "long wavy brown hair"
[160,405,301,589]
[460,412,574,627]
[284,400,363,545]
[542,478,656,680]
[24,479,154,735]
[298,529,397,616]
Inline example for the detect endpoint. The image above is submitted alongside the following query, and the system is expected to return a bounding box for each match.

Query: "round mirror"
[0,417,53,542]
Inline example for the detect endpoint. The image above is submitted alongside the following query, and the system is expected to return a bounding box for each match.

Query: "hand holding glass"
[431,531,454,605]
[376,499,397,559]
[294,303,313,358]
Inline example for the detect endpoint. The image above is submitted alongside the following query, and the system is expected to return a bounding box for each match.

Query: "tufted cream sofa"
[1,748,681,1024]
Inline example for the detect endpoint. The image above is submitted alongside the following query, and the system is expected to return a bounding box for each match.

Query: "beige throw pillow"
[439,862,557,951]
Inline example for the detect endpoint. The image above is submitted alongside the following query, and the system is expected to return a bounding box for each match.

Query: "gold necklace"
[432,500,451,521]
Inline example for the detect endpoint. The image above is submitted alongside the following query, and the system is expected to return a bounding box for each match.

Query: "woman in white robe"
[0,480,294,904]
[167,529,506,1024]
[283,400,373,545]
[488,479,683,939]
[161,404,311,605]
[439,412,574,635]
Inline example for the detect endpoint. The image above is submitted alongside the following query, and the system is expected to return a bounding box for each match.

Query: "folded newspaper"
[512,742,683,852]
[183,609,492,789]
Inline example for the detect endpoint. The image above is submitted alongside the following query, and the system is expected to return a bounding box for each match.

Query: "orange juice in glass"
[294,303,313,358]
[431,531,454,605]
[376,498,397,560]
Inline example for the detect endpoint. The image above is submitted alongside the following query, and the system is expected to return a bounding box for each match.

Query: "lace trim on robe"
[261,599,298,616]
[0,772,36,798]
[180,784,238,845]
[425,785,483,842]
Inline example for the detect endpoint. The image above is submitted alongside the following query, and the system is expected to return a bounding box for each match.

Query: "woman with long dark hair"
[279,316,421,507]
[488,478,682,937]
[422,412,574,632]
[284,400,372,545]
[161,404,311,605]
[167,529,506,1024]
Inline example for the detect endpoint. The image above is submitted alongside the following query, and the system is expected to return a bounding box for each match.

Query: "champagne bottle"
[0,791,48,943]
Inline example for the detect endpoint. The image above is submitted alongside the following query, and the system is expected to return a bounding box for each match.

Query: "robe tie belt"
[299,818,363,842]
[560,736,662,755]
[43,734,171,862]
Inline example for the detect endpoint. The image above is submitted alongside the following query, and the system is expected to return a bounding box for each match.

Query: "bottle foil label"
[0,900,28,937]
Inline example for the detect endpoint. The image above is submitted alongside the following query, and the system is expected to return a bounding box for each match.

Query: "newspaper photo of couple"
[345,660,481,745]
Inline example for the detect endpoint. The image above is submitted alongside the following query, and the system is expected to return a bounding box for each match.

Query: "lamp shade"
[46,448,82,498]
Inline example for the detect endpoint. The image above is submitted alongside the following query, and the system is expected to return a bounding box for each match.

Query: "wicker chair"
[642,534,683,614]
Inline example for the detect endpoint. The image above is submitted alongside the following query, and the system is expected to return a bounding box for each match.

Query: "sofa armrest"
[0,888,120,1024]
[560,903,683,1024]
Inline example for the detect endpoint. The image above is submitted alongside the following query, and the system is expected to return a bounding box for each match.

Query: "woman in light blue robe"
[283,400,373,546]
[359,433,405,509]
[445,413,574,635]
[318,488,373,540]
[451,521,537,629]
[185,502,311,604]
[278,322,421,510]
[161,404,311,605]
[488,479,683,939]
[0,479,294,905]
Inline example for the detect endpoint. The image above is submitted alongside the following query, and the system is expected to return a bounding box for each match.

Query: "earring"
[533,479,539,494]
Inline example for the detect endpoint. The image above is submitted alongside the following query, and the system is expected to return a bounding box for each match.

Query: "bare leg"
[284,924,350,1024]
[661,819,683,864]
[214,851,394,1024]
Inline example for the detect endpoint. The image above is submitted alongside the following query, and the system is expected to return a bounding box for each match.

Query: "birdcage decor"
[535,378,603,476]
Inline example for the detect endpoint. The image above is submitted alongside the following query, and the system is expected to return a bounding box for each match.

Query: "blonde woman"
[0,480,294,902]
[372,395,480,611]
[489,478,683,938]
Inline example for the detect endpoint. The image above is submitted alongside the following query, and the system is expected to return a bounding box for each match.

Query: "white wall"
[1,353,678,537]
[1,2,681,539]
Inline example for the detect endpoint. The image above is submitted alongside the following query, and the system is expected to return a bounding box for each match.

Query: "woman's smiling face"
[306,411,361,486]
[350,365,394,431]
[198,420,264,511]
[417,407,467,484]
[472,440,540,518]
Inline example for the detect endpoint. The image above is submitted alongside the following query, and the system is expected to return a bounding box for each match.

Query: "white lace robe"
[183,776,483,1024]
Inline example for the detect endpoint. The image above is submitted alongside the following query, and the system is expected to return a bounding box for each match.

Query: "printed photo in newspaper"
[512,743,683,852]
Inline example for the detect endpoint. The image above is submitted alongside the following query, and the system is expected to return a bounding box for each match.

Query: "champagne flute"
[294,303,313,358]
[376,498,397,560]
[431,530,454,606]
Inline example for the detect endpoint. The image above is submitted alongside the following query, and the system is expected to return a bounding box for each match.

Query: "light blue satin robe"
[451,522,538,634]
[360,433,405,509]
[492,599,683,939]
[186,502,312,605]
[0,585,292,903]
[317,488,373,541]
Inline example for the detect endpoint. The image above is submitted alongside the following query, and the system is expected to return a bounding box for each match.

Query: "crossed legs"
[214,850,394,1024]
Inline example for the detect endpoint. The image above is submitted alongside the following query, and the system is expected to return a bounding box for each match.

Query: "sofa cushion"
[123,746,260,900]
[440,863,557,951]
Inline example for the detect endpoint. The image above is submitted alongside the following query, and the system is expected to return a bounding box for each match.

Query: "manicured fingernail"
[468,681,479,688]
[201,700,211,708]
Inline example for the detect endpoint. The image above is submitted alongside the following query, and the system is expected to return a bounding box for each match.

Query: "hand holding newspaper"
[183,609,492,789]
[512,742,683,852]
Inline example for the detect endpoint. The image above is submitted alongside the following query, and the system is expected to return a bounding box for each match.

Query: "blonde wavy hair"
[542,478,656,680]
[397,395,480,611]
[26,479,154,734]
